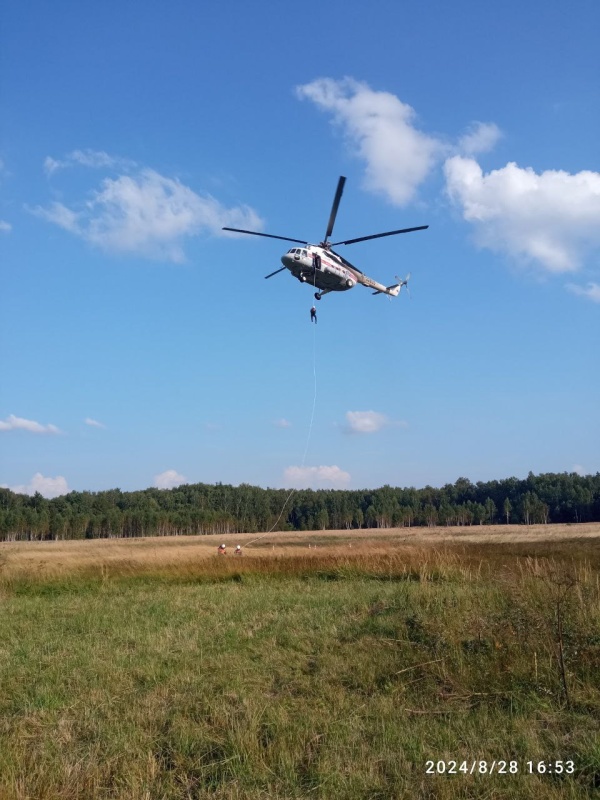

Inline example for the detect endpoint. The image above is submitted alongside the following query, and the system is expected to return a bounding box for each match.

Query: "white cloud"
[297,77,444,206]
[33,202,80,233]
[444,156,600,273]
[343,410,408,434]
[273,418,292,428]
[0,220,11,233]
[566,281,600,303]
[573,464,586,476]
[457,122,502,156]
[44,149,133,176]
[154,469,187,490]
[71,149,128,169]
[43,156,62,176]
[34,160,263,262]
[296,77,600,282]
[2,473,69,499]
[84,417,106,429]
[0,414,61,434]
[345,410,389,434]
[283,465,351,489]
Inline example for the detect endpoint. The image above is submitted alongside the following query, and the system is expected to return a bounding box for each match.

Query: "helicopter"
[223,176,428,300]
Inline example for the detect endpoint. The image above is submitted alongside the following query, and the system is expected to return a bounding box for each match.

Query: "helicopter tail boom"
[369,273,411,297]
[371,283,401,297]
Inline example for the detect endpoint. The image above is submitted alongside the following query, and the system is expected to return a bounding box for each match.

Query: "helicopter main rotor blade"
[222,227,307,245]
[264,267,287,279]
[330,225,429,247]
[324,176,346,243]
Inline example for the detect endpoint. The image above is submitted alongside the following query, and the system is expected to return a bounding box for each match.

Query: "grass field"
[1,526,599,798]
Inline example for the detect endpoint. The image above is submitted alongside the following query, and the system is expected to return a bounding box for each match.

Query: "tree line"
[0,471,599,542]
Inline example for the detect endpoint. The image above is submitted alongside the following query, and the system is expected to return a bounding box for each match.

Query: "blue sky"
[1,0,599,497]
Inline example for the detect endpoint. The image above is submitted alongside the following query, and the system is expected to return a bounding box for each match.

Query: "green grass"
[0,545,599,798]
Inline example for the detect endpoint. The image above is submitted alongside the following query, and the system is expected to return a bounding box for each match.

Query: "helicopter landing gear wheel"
[314,292,322,300]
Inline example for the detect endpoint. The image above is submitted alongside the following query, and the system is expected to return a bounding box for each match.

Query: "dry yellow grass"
[1,522,598,580]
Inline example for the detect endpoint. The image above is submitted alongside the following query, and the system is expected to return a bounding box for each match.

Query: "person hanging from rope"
[310,305,317,324]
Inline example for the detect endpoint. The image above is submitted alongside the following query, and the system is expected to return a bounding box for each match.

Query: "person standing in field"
[218,543,226,555]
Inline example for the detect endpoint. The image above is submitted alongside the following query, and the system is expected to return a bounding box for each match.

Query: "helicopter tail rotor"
[395,273,411,297]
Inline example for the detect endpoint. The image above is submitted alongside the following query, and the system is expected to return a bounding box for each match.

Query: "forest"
[0,471,599,541]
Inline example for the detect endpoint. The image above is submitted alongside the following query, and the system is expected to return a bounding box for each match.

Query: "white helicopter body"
[224,176,427,301]
[280,244,402,299]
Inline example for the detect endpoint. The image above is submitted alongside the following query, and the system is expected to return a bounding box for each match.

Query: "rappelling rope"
[242,291,318,549]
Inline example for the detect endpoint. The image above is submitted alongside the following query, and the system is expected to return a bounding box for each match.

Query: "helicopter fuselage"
[280,245,357,293]
[222,174,427,300]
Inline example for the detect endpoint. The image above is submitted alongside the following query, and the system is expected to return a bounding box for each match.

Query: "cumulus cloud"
[0,220,11,233]
[283,465,351,489]
[343,410,408,434]
[84,417,106,429]
[297,77,444,206]
[0,414,61,434]
[273,418,292,428]
[566,281,600,303]
[297,77,599,283]
[154,469,187,489]
[2,472,69,499]
[457,122,502,156]
[444,156,600,273]
[34,158,263,262]
[345,410,389,434]
[573,464,586,476]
